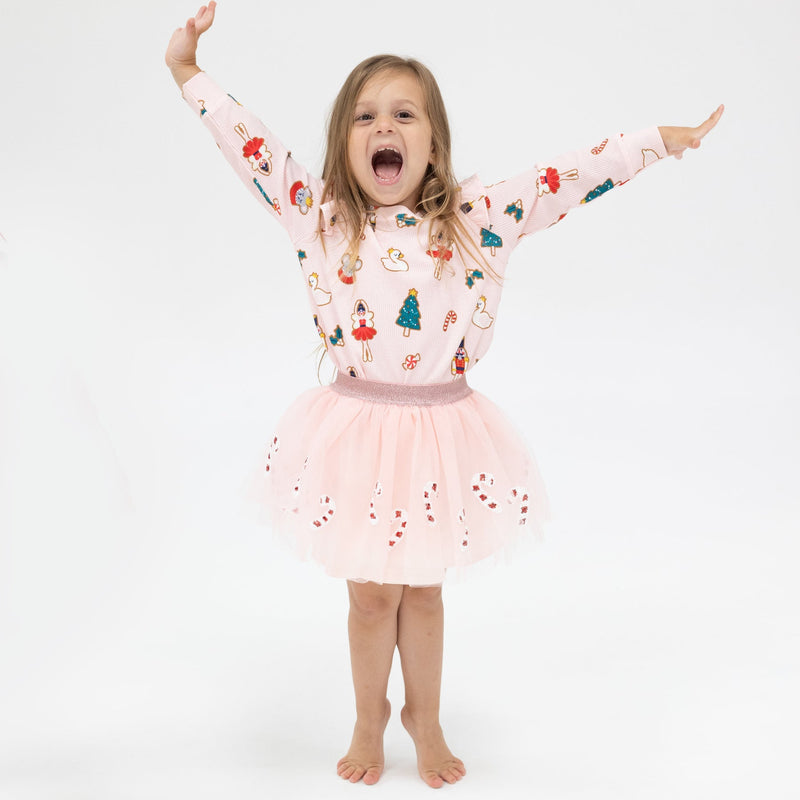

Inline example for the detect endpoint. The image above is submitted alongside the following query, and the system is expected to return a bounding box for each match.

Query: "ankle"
[401,704,441,731]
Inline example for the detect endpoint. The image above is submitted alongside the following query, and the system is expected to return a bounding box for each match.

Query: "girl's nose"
[375,113,394,133]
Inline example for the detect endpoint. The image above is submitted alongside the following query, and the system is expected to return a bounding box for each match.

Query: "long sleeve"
[459,128,668,264]
[181,71,323,246]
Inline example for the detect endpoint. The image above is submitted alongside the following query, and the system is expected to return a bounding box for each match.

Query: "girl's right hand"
[165,1,217,87]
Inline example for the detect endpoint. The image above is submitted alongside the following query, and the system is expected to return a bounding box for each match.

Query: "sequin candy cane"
[369,481,383,524]
[422,481,439,525]
[388,508,409,548]
[458,507,470,550]
[310,495,336,529]
[471,472,501,512]
[265,435,279,473]
[507,486,530,526]
[291,457,309,499]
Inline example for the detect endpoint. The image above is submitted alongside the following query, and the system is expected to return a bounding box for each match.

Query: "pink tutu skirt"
[250,373,549,585]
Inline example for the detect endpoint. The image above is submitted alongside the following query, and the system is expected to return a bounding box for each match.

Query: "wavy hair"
[320,55,497,280]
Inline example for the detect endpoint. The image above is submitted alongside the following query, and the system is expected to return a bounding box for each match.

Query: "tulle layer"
[246,381,549,585]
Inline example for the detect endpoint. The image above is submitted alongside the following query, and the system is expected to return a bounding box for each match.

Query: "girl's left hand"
[658,105,724,159]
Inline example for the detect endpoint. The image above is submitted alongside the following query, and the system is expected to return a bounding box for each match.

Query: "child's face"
[347,69,434,211]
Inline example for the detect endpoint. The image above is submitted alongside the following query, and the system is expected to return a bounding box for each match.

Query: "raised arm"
[165,1,217,89]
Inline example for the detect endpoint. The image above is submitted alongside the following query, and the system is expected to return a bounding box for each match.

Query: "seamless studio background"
[1,1,798,798]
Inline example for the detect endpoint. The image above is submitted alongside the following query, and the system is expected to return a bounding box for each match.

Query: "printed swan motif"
[308,272,332,305]
[381,247,409,272]
[471,295,495,329]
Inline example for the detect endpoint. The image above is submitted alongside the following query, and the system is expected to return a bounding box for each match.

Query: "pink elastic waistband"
[331,372,472,406]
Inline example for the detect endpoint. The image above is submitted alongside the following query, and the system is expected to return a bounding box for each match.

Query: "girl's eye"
[355,112,374,122]
[396,111,413,120]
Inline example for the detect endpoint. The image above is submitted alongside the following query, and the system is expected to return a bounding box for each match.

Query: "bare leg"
[337,580,403,785]
[397,586,466,788]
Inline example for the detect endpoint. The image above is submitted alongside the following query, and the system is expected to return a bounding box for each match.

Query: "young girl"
[166,2,722,788]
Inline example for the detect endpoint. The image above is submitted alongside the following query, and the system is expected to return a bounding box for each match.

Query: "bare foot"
[401,705,466,788]
[337,699,391,785]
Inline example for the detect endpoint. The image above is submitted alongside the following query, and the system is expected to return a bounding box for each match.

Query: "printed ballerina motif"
[338,253,363,284]
[504,199,524,223]
[289,180,313,214]
[465,268,484,289]
[388,508,409,548]
[235,122,272,175]
[381,247,409,272]
[451,337,469,377]
[442,310,457,332]
[581,178,615,204]
[396,213,418,227]
[471,295,495,329]
[253,177,281,214]
[351,299,377,362]
[308,272,332,305]
[536,166,579,197]
[328,325,344,347]
[402,353,421,370]
[591,138,608,155]
[426,247,453,280]
[480,226,502,257]
[396,289,421,337]
[422,481,439,526]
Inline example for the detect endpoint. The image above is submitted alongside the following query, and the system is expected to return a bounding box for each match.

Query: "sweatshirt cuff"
[181,71,230,118]
[620,126,668,176]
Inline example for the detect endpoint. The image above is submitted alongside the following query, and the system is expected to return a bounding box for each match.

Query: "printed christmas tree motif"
[536,166,579,197]
[235,122,272,175]
[297,249,307,265]
[451,337,469,378]
[465,268,484,288]
[480,226,502,257]
[395,213,419,228]
[289,181,313,214]
[396,289,421,337]
[351,299,377,362]
[580,178,615,204]
[253,178,281,215]
[504,199,524,223]
[328,325,344,346]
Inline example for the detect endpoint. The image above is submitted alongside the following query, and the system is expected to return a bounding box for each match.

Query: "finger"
[695,104,724,139]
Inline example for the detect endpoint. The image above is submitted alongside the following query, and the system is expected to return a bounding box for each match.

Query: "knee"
[401,585,443,612]
[348,581,403,622]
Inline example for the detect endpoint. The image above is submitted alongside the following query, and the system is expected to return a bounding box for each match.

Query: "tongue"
[375,161,401,180]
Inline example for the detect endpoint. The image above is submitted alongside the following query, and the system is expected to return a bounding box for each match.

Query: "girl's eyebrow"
[354,98,421,110]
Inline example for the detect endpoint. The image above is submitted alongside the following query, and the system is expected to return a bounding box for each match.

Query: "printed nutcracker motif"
[313,314,327,348]
[396,289,421,337]
[381,248,409,272]
[504,199,524,223]
[290,180,313,214]
[536,166,579,196]
[308,272,332,305]
[451,337,469,377]
[351,299,377,362]
[480,227,502,257]
[234,122,272,176]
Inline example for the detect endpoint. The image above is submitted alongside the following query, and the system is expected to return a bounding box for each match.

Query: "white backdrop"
[1,0,798,798]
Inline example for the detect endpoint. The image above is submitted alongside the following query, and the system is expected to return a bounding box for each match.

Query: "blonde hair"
[320,54,497,280]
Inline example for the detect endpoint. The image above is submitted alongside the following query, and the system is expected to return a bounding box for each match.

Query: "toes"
[363,766,382,785]
[423,770,444,788]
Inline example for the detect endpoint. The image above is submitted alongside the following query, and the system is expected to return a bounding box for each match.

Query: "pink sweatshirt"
[182,71,667,385]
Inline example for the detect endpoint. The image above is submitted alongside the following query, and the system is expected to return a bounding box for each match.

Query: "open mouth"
[371,147,403,183]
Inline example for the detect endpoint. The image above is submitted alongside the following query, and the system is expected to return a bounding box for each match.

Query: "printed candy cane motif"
[591,138,608,155]
[387,508,409,548]
[422,481,439,525]
[310,495,336,529]
[471,472,501,512]
[265,435,279,473]
[442,310,457,332]
[369,481,384,525]
[507,486,530,526]
[457,507,470,550]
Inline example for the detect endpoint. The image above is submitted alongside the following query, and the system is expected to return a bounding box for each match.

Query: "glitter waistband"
[330,373,472,406]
